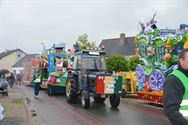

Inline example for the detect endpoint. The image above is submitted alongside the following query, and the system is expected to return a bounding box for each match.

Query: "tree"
[76,34,96,50]
[106,55,129,72]
[128,56,140,71]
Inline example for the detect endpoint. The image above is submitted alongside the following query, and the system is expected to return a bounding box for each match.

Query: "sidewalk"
[0,85,39,125]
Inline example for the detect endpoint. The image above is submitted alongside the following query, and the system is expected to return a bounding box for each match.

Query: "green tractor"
[66,50,122,109]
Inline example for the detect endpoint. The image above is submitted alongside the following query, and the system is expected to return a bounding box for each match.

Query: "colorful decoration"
[135,17,188,104]
[149,69,165,91]
[184,37,188,49]
[96,76,122,94]
[136,64,146,84]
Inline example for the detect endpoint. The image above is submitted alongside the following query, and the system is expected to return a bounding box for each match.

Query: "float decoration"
[135,15,188,104]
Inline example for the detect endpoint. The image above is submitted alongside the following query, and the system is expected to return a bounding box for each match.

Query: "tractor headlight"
[0,104,5,120]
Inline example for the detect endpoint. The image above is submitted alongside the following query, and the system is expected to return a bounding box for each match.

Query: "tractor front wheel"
[66,76,78,103]
[110,94,120,108]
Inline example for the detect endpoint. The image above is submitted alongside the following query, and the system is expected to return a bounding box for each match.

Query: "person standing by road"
[8,73,15,88]
[16,73,22,85]
[164,49,188,125]
[33,73,42,98]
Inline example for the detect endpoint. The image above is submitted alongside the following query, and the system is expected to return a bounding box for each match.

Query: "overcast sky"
[0,0,188,53]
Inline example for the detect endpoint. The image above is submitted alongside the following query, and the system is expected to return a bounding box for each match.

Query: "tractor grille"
[88,75,96,92]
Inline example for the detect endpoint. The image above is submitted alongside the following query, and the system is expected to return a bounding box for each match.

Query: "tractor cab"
[73,50,106,71]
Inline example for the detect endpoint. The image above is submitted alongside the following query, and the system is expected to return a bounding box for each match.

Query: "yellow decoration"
[104,76,115,94]
[166,38,171,45]
[165,44,172,51]
[184,37,188,49]
[43,59,48,64]
[135,48,140,55]
[134,35,138,44]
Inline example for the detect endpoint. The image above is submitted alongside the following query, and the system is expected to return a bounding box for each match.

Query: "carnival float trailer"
[135,20,188,104]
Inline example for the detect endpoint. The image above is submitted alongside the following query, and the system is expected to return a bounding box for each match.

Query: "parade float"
[116,72,137,97]
[23,42,73,95]
[135,17,188,104]
[43,43,73,95]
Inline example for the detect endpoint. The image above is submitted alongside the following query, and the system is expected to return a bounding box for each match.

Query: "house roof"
[12,54,38,68]
[0,49,26,59]
[99,36,136,56]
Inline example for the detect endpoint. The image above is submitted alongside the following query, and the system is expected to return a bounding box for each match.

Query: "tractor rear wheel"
[110,94,120,108]
[66,76,78,103]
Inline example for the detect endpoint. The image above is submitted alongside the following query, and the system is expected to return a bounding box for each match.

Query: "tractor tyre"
[66,76,78,103]
[110,94,120,108]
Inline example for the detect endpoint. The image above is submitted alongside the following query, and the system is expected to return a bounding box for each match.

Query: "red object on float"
[137,91,163,105]
[48,75,58,85]
[96,76,104,94]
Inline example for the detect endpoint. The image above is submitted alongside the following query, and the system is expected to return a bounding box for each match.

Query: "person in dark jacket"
[164,49,188,125]
[8,73,15,88]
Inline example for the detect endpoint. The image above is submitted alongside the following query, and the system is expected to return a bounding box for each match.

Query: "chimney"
[120,33,126,42]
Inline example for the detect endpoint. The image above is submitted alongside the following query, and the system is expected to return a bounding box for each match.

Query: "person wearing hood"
[164,49,188,125]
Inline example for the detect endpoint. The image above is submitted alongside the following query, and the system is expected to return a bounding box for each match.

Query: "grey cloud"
[0,0,187,53]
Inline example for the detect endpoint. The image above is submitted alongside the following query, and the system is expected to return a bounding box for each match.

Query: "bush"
[128,56,140,71]
[106,55,129,72]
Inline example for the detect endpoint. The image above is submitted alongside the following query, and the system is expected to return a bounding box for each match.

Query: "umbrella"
[0,69,9,76]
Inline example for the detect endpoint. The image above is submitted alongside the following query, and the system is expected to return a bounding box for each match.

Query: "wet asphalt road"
[23,86,170,125]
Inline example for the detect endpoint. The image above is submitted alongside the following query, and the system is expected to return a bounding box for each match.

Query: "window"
[82,56,106,70]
